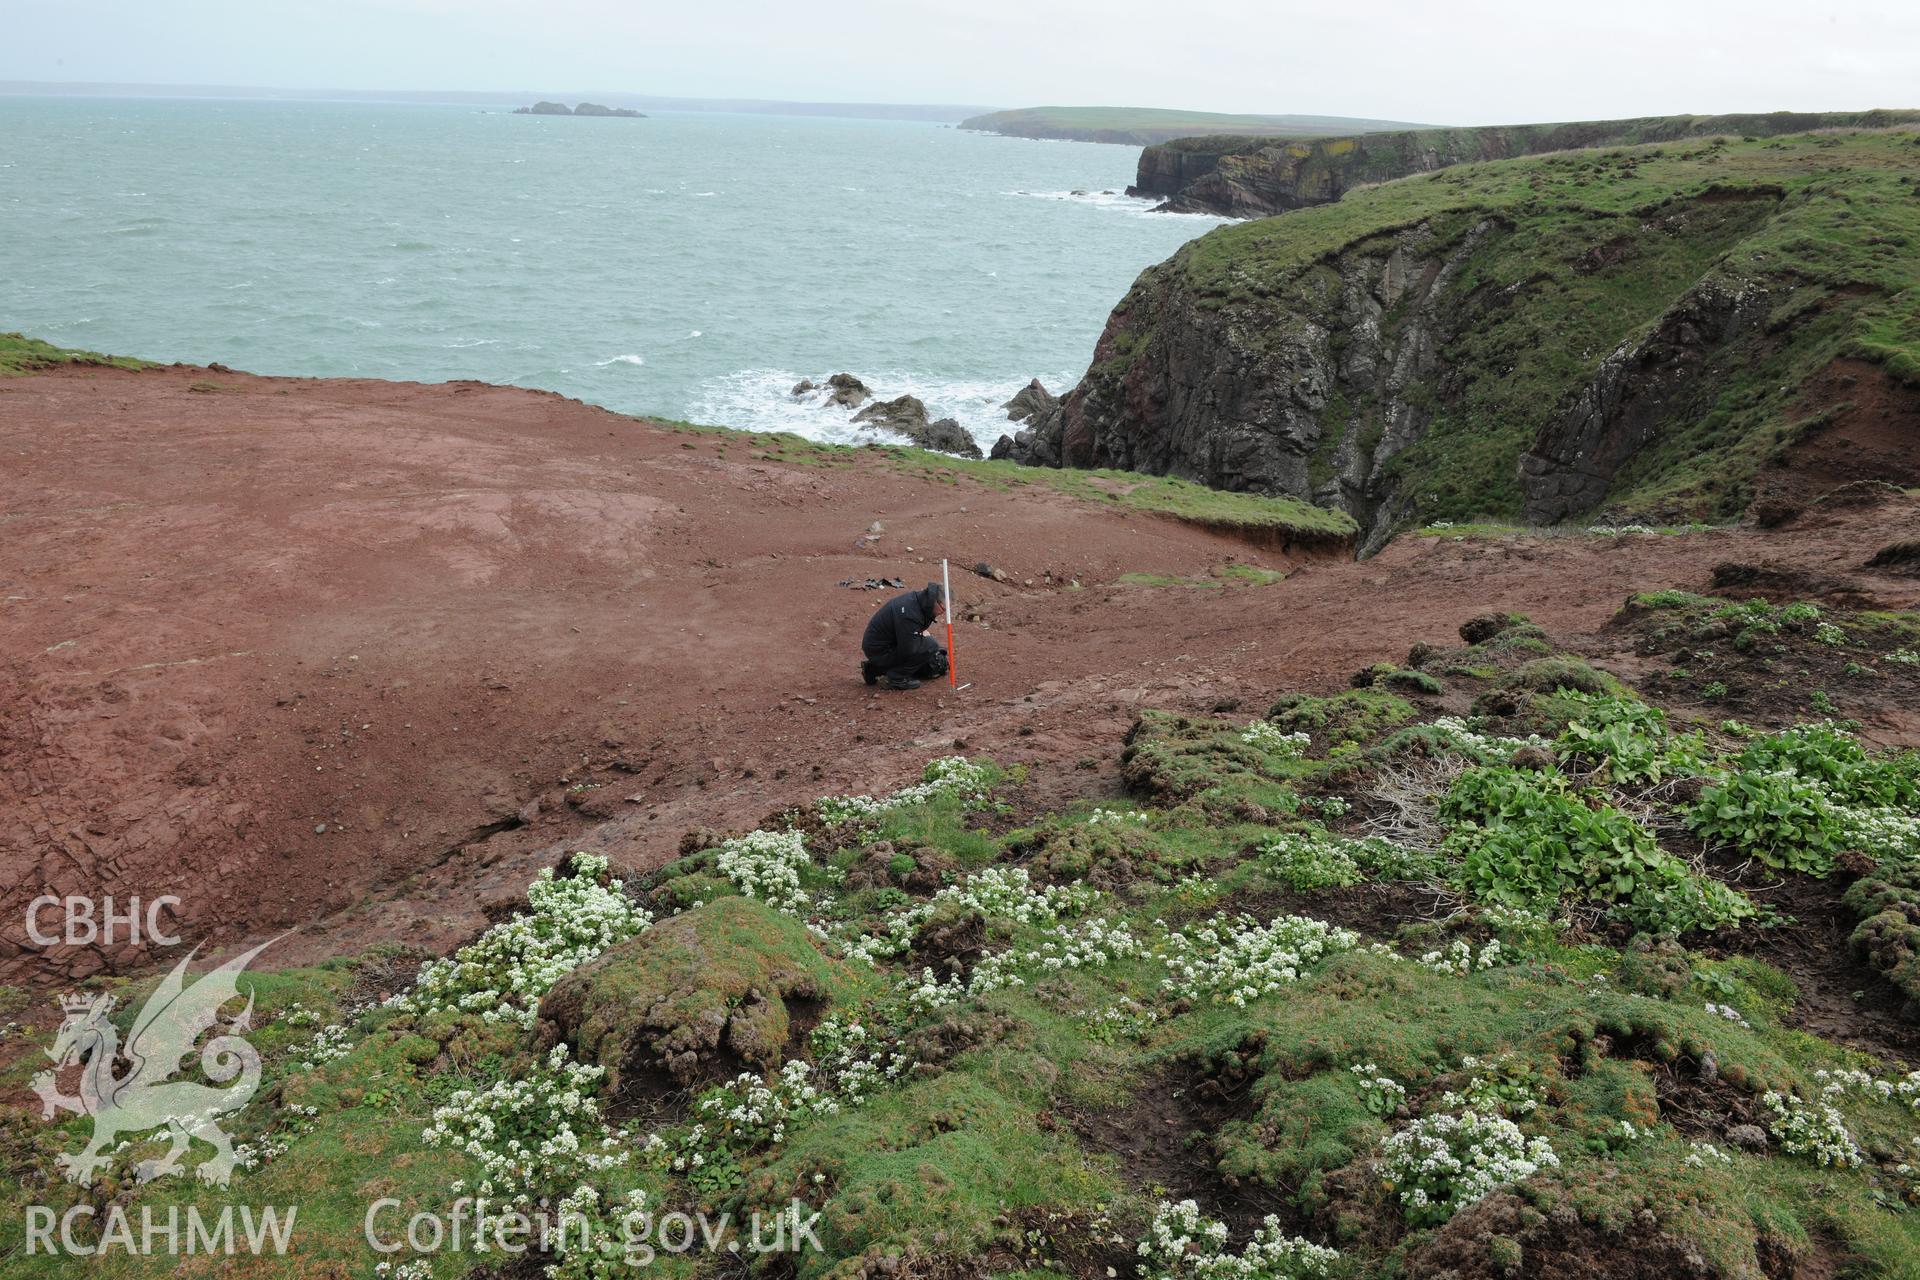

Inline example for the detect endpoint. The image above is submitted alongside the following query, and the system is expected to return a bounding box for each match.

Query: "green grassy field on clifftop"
[0,332,150,377]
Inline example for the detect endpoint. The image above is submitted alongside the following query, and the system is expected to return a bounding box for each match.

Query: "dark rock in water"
[853,395,982,458]
[920,417,983,459]
[791,379,818,397]
[515,101,573,115]
[989,434,1014,461]
[853,394,930,434]
[826,373,870,408]
[1001,378,1058,424]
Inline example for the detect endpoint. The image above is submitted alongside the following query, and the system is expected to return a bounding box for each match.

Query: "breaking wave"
[687,367,1078,454]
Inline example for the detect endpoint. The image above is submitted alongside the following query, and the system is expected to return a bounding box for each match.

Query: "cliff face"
[1127,135,1270,199]
[1137,110,1920,218]
[998,131,1920,549]
[1517,276,1777,523]
[1006,216,1499,553]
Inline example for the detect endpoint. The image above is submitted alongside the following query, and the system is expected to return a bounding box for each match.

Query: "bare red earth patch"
[3,363,1917,988]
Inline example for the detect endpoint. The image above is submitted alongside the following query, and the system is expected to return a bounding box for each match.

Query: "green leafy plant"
[1689,769,1841,874]
[1734,723,1916,808]
[1553,692,1699,783]
[1259,828,1365,891]
[1445,766,1750,932]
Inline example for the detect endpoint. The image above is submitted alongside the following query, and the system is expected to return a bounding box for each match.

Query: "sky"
[3,0,1918,124]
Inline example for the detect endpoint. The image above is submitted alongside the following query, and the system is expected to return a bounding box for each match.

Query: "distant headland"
[959,105,1429,146]
[513,101,645,118]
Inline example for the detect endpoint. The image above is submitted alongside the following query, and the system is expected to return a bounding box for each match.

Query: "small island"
[512,101,646,118]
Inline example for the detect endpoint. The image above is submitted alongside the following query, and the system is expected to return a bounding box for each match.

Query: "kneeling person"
[860,582,947,690]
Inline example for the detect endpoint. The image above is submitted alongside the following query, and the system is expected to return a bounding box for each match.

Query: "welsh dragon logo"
[33,937,280,1187]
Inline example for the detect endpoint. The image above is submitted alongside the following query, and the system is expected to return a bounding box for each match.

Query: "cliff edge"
[1132,110,1920,217]
[1002,128,1920,551]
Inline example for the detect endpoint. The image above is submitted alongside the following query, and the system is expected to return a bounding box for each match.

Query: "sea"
[0,97,1225,450]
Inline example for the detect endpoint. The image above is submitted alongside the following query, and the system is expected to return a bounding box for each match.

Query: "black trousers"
[865,635,947,681]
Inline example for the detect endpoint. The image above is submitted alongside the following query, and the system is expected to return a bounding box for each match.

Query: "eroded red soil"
[3,364,1917,985]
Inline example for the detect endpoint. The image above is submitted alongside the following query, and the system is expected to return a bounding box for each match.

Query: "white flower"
[420,1045,627,1198]
[1684,1141,1734,1169]
[1762,1091,1862,1168]
[1427,716,1550,764]
[1379,1110,1558,1223]
[389,852,650,1027]
[1086,806,1150,826]
[1240,721,1311,757]
[1163,914,1362,1004]
[714,828,820,915]
[817,756,995,828]
[1350,1063,1407,1115]
[1136,1200,1338,1279]
[1703,1002,1751,1029]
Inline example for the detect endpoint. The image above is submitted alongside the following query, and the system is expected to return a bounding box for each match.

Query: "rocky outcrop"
[1518,277,1775,523]
[1135,110,1920,218]
[854,395,983,458]
[791,376,981,457]
[853,394,931,434]
[793,373,870,407]
[1001,379,1058,424]
[1001,215,1500,552]
[920,418,982,458]
[991,379,1065,462]
[826,373,870,408]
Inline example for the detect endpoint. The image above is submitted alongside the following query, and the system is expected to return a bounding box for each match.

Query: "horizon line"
[0,78,1001,114]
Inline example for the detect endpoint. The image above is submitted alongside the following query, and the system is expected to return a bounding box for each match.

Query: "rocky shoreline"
[789,372,984,458]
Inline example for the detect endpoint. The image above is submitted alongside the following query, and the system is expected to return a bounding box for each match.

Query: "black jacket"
[862,584,942,657]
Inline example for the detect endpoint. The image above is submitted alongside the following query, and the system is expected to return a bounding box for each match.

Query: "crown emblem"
[59,992,96,1014]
